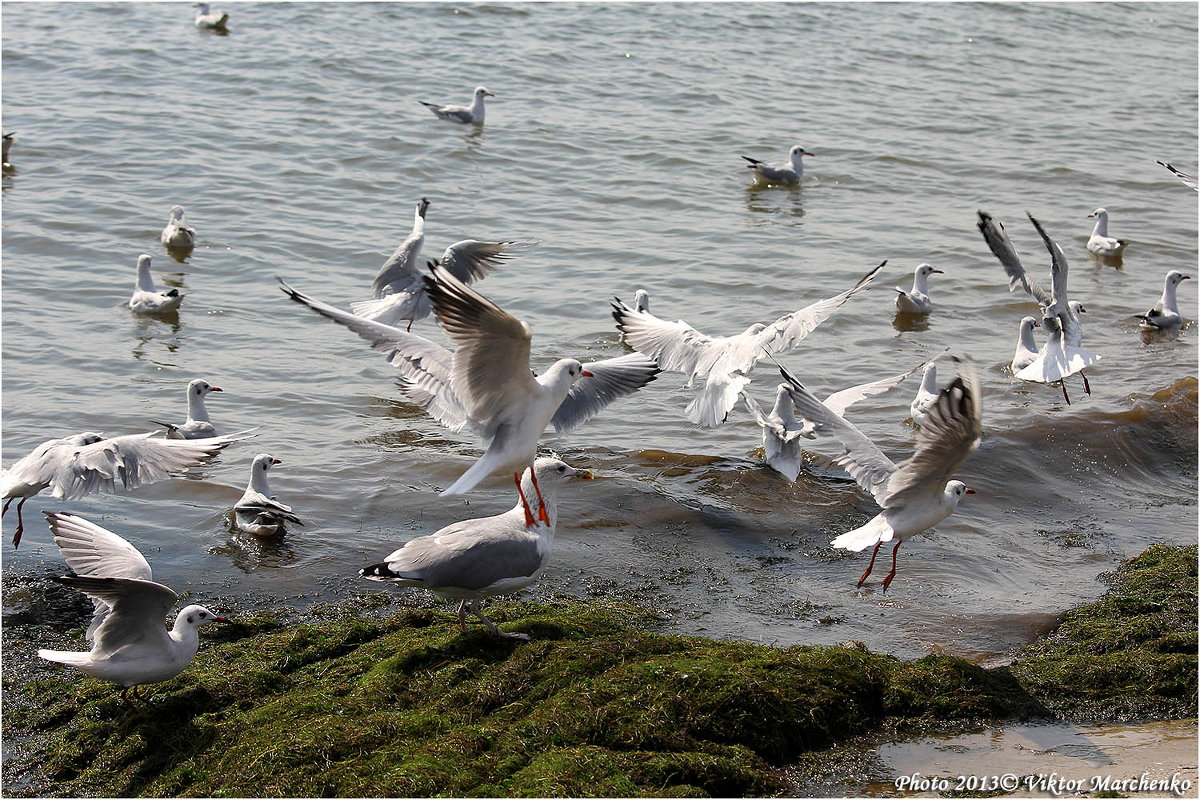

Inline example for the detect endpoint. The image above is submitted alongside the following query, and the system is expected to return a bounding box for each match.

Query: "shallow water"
[2,2,1197,670]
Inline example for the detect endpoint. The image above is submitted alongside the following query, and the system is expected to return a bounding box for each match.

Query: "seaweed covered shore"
[2,544,1195,797]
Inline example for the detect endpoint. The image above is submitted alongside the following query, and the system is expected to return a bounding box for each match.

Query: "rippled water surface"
[2,3,1197,664]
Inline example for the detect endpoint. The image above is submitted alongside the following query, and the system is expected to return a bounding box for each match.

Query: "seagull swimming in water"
[908,362,940,426]
[361,458,591,640]
[233,454,302,536]
[1137,270,1191,330]
[895,264,942,314]
[1086,208,1128,257]
[742,145,814,185]
[151,378,222,439]
[419,86,493,124]
[129,254,183,314]
[612,262,883,427]
[160,206,196,250]
[193,3,229,30]
[280,268,657,526]
[2,430,246,547]
[780,358,982,593]
[37,511,228,706]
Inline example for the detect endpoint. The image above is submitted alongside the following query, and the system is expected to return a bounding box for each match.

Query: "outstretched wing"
[611,300,725,380]
[976,210,1052,307]
[438,239,535,285]
[56,432,244,500]
[756,261,885,356]
[551,353,660,435]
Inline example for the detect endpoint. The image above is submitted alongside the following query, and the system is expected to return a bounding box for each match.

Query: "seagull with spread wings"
[612,262,884,427]
[280,267,658,526]
[780,358,982,592]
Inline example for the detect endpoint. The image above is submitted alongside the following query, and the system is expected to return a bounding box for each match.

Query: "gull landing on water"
[2,430,248,547]
[895,264,942,315]
[612,262,884,428]
[37,512,228,707]
[129,254,183,314]
[780,358,982,593]
[280,269,657,527]
[742,145,814,185]
[419,86,493,124]
[361,458,591,640]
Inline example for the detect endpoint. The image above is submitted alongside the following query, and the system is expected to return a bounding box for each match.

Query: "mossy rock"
[4,548,1195,797]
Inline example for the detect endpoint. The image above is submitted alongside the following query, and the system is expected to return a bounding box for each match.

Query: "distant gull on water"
[420,86,493,124]
[895,263,942,314]
[150,378,223,439]
[742,145,813,185]
[1086,207,1128,257]
[160,205,196,251]
[129,254,183,314]
[1137,270,1191,330]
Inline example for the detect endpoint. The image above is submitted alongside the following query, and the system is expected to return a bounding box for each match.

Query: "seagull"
[2,131,14,166]
[38,511,228,706]
[909,362,939,426]
[1086,208,1128,257]
[280,269,658,526]
[1137,269,1191,330]
[1155,160,1199,191]
[361,458,591,640]
[977,210,1098,402]
[160,206,196,250]
[233,454,302,536]
[780,358,981,592]
[612,262,884,427]
[129,254,183,314]
[742,145,814,185]
[193,2,229,30]
[150,378,222,439]
[1011,315,1041,372]
[355,239,534,330]
[419,86,493,124]
[2,430,246,547]
[895,264,943,314]
[742,364,919,481]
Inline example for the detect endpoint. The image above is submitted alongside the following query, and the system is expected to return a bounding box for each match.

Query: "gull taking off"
[280,270,657,526]
[895,264,942,314]
[1137,270,1191,330]
[742,145,814,185]
[420,86,493,124]
[361,458,591,640]
[38,511,228,706]
[1156,160,1199,191]
[612,263,883,427]
[3,431,246,547]
[781,358,981,592]
[742,364,920,482]
[1086,208,1128,257]
[129,254,183,314]
[160,206,196,250]
[233,454,302,536]
[151,378,222,439]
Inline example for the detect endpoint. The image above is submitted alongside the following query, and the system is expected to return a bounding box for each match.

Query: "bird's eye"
[558,465,566,473]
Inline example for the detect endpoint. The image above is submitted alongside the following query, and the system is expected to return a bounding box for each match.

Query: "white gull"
[742,145,814,185]
[151,378,222,439]
[38,511,228,706]
[895,263,942,314]
[129,254,183,314]
[420,86,493,124]
[1086,207,1128,257]
[160,206,196,250]
[1011,315,1041,372]
[193,3,229,30]
[280,269,657,525]
[780,358,981,592]
[612,263,884,427]
[234,454,302,536]
[360,458,591,640]
[1137,270,1190,330]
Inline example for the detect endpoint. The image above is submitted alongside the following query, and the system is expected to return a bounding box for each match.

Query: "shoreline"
[2,543,1195,797]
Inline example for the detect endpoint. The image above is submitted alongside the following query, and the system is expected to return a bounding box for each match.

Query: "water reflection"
[214,516,303,572]
[1087,251,1125,269]
[892,311,931,333]
[744,184,805,219]
[163,243,194,264]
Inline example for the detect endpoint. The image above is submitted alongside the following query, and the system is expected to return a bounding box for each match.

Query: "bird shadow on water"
[744,184,805,220]
[892,311,931,334]
[212,519,302,573]
[163,244,194,265]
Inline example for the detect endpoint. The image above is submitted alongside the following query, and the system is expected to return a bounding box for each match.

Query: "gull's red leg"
[881,541,903,593]
[1059,380,1071,405]
[514,472,536,527]
[857,541,882,588]
[457,600,469,631]
[1080,369,1091,395]
[10,497,28,548]
[530,469,549,525]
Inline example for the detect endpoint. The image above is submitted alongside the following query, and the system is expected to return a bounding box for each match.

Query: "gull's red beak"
[211,386,223,392]
[214,616,230,623]
[272,458,282,465]
[965,488,976,494]
[582,369,593,377]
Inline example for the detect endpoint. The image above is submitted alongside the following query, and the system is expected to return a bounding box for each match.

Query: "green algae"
[3,546,1195,798]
